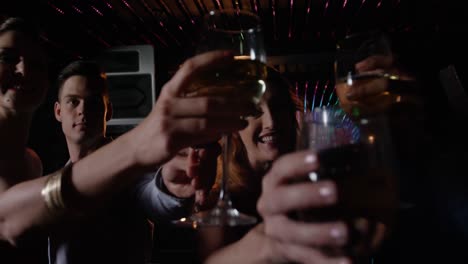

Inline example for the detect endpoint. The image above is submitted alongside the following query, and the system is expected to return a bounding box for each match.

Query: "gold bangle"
[41,164,72,216]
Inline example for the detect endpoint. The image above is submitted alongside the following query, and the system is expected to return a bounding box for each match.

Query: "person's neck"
[0,108,33,159]
[67,136,107,163]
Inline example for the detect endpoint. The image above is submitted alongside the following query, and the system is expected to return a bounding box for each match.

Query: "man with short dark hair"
[51,60,215,263]
[0,16,252,263]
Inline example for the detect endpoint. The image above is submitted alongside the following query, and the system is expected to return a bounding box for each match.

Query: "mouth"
[73,122,87,129]
[1,77,24,94]
[258,132,277,144]
[0,85,19,94]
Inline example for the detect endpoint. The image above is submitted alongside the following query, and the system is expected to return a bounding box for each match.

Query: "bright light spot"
[388,74,399,80]
[346,72,353,86]
[258,79,266,95]
[309,172,318,182]
[249,49,256,60]
[323,109,328,125]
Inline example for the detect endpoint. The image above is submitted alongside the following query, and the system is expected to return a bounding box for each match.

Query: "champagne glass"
[174,9,267,227]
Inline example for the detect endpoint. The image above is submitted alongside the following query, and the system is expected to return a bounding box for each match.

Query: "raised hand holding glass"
[174,9,267,227]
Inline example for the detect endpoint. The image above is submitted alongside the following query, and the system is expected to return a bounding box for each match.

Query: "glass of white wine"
[334,30,419,117]
[334,31,425,208]
[174,9,268,227]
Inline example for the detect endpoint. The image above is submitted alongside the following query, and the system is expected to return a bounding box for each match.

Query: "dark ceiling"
[2,0,467,109]
[2,0,466,72]
[2,0,467,173]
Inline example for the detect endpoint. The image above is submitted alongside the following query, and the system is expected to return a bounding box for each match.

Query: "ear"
[105,101,113,122]
[54,102,62,122]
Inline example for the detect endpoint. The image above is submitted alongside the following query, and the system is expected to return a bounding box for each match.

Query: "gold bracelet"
[41,164,72,216]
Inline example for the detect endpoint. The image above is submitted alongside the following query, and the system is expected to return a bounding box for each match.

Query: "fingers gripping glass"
[173,9,267,227]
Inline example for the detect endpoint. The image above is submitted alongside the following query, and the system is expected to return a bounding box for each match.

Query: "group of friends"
[1,15,467,264]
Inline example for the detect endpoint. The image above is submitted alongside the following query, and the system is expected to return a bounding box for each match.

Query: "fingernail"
[330,227,343,238]
[337,258,351,264]
[318,183,337,204]
[304,154,317,164]
[330,225,347,245]
[319,185,333,197]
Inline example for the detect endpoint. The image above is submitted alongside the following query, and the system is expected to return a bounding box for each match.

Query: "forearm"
[0,177,50,245]
[204,224,270,264]
[0,131,164,244]
[67,131,147,206]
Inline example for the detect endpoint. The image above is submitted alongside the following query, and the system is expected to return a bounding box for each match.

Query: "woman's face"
[0,30,48,113]
[238,83,297,172]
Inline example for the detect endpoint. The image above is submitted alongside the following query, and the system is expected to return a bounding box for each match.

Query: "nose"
[14,56,24,77]
[77,100,86,116]
[262,106,275,129]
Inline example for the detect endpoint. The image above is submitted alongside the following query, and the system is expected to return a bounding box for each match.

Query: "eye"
[66,98,80,107]
[244,112,263,120]
[251,110,263,119]
[86,97,105,110]
[245,106,263,119]
[0,52,20,65]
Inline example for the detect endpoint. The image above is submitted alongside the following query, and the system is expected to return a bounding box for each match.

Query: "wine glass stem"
[217,134,231,205]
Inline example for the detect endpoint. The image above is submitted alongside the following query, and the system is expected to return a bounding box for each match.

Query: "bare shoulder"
[24,148,43,179]
[0,148,43,192]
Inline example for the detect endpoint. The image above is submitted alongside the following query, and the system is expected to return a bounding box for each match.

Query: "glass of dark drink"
[298,106,398,221]
[297,106,399,260]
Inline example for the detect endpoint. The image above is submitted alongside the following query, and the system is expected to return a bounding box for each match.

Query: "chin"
[263,151,280,161]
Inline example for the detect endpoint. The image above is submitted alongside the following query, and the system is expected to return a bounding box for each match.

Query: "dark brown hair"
[0,17,40,42]
[56,60,110,104]
[205,67,302,213]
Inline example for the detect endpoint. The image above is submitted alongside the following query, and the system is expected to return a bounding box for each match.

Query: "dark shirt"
[376,127,468,263]
[0,233,48,264]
